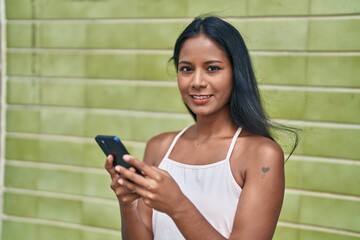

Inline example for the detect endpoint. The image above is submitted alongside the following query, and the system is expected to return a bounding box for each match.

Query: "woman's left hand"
[115,155,190,217]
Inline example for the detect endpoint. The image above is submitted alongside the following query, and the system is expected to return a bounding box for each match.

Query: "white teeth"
[192,95,211,99]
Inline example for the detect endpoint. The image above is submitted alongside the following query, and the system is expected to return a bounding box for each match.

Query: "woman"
[105,16,298,240]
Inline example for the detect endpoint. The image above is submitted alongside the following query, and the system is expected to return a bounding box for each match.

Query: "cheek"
[222,78,233,100]
[177,78,188,93]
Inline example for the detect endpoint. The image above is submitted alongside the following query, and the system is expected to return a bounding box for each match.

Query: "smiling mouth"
[191,95,212,100]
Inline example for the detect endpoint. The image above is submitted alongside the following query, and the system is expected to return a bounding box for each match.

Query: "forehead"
[179,35,229,61]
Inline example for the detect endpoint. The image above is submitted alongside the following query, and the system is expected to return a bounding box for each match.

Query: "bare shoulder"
[240,133,283,161]
[233,133,285,179]
[143,131,179,167]
[248,135,283,162]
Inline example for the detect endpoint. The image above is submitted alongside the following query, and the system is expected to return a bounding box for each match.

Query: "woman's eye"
[179,66,192,72]
[207,66,221,72]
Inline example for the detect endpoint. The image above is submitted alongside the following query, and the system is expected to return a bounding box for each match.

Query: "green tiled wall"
[1,0,360,239]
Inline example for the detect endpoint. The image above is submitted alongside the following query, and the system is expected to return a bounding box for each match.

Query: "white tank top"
[152,127,243,239]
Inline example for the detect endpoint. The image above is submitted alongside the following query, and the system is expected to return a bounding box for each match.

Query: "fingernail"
[115,166,121,172]
[123,154,131,161]
[118,179,124,185]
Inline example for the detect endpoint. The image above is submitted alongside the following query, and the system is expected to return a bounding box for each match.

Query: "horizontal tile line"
[5,104,359,128]
[251,51,360,56]
[2,216,360,238]
[290,155,360,165]
[4,152,359,175]
[4,187,117,205]
[274,119,360,129]
[6,18,194,24]
[6,132,147,147]
[6,14,360,23]
[7,104,192,119]
[8,76,359,92]
[6,177,360,203]
[7,132,97,143]
[2,215,121,236]
[5,186,360,212]
[8,76,178,86]
[7,48,360,56]
[4,132,357,164]
[278,221,360,238]
[5,161,360,202]
[8,48,172,54]
[5,164,360,202]
[260,84,360,93]
[228,15,360,21]
[285,188,360,202]
[5,160,106,175]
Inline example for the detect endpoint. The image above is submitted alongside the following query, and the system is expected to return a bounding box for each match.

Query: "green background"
[0,0,359,239]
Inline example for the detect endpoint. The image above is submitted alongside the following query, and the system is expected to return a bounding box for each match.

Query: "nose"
[191,70,207,89]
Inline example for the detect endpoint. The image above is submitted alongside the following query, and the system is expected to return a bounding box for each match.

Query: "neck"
[193,112,238,139]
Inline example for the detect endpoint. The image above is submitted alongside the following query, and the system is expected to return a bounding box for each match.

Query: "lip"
[190,94,212,104]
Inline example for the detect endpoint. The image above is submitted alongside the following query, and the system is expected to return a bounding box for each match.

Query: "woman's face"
[177,34,233,119]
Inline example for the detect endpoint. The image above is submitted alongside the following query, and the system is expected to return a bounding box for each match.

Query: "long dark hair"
[171,16,299,156]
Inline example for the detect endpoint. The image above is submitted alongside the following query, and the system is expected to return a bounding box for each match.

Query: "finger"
[110,174,123,192]
[104,155,118,178]
[113,176,140,198]
[118,165,160,197]
[118,176,143,195]
[116,185,138,197]
[123,155,158,179]
[150,166,168,175]
[116,185,141,203]
[114,165,136,176]
[120,192,141,204]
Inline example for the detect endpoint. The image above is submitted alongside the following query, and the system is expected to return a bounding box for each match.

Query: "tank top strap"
[225,127,242,161]
[163,126,191,159]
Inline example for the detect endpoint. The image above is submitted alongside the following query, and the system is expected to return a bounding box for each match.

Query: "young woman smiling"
[105,16,299,240]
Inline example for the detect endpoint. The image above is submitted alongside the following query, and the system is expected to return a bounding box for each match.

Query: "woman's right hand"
[104,155,140,208]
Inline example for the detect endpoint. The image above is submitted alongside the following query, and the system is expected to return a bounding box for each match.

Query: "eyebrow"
[178,60,224,65]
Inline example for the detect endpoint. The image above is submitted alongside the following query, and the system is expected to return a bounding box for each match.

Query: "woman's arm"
[104,155,153,240]
[113,132,178,240]
[229,137,285,239]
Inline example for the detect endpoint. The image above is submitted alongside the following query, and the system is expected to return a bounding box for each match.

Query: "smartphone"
[95,135,143,176]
